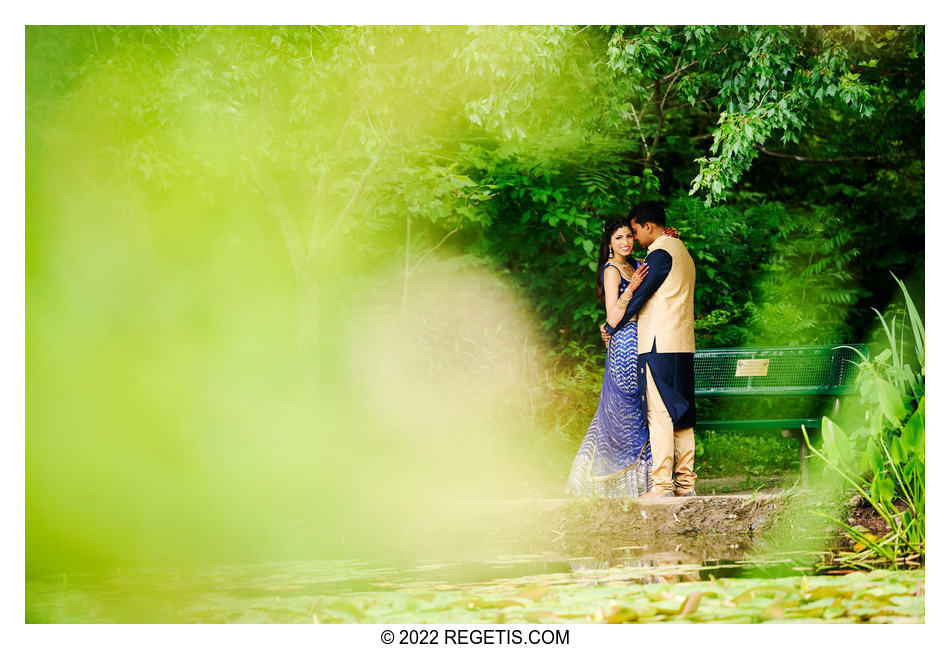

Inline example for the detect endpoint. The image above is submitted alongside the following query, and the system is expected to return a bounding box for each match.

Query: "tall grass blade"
[891,272,924,371]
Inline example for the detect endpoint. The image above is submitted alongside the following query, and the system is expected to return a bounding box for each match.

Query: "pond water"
[26,493,926,623]
[28,528,921,624]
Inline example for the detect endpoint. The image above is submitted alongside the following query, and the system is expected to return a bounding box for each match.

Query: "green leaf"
[870,473,895,505]
[899,398,925,457]
[890,435,907,465]
[864,437,884,473]
[876,378,907,426]
[891,273,925,370]
[821,417,851,466]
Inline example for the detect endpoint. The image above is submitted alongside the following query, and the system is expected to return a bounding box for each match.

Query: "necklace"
[608,260,632,278]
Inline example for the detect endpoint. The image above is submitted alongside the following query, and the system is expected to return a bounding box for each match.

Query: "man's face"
[630,221,652,248]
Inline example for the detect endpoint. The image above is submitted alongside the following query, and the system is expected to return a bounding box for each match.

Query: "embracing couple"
[566,201,697,500]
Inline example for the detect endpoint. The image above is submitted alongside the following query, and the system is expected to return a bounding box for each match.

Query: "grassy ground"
[696,430,801,479]
[696,473,799,495]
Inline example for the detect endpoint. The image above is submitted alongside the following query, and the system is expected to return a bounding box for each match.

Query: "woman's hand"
[664,226,679,239]
[622,264,649,298]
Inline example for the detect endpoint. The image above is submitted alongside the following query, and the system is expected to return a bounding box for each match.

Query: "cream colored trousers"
[644,363,697,495]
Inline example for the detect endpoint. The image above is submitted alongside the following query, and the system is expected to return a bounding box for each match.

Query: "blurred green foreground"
[27,26,578,577]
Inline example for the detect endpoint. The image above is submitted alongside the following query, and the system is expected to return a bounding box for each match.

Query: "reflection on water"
[26,532,821,622]
[568,554,703,584]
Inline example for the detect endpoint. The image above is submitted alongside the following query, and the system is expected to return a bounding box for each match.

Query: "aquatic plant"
[804,275,924,569]
[27,560,925,623]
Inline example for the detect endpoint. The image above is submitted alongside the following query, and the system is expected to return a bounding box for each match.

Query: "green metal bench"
[693,344,868,477]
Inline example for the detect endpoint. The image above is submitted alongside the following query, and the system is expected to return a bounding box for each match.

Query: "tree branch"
[408,220,462,278]
[306,116,356,260]
[649,71,676,161]
[630,104,652,160]
[259,167,306,276]
[321,157,379,245]
[659,59,698,83]
[754,145,918,164]
[659,57,681,112]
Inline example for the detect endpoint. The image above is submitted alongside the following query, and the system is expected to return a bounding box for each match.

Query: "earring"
[608,248,614,258]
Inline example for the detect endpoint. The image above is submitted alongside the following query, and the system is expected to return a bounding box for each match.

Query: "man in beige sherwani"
[602,201,697,498]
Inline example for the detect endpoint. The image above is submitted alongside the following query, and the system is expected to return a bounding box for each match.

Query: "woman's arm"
[604,249,671,334]
[604,264,648,327]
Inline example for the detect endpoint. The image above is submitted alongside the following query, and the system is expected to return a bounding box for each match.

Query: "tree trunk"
[296,269,321,384]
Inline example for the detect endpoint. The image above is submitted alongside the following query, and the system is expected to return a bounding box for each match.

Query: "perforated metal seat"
[695,345,866,398]
[693,344,868,476]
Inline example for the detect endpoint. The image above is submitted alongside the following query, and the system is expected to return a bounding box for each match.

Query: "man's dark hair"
[629,201,666,228]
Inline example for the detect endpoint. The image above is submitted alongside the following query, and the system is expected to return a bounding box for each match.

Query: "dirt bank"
[547,494,782,537]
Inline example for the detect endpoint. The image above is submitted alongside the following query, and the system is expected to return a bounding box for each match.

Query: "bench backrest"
[694,345,868,397]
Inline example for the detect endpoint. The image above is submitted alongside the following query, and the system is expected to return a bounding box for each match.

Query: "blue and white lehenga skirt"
[565,320,653,497]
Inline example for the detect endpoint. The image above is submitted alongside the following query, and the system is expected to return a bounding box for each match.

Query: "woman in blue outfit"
[565,218,675,497]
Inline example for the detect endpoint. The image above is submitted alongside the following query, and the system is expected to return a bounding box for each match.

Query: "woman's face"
[609,226,634,259]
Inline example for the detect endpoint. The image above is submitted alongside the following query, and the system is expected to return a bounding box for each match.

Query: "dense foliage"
[27,25,924,355]
[471,25,923,354]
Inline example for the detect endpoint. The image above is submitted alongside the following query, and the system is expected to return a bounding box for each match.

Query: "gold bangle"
[617,297,630,307]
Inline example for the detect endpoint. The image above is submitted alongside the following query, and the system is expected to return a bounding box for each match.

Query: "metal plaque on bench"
[735,359,770,377]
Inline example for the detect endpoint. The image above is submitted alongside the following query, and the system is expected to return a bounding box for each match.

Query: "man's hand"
[626,263,648,294]
[600,323,612,348]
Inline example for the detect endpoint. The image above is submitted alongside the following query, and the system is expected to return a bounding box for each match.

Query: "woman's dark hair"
[595,217,632,302]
